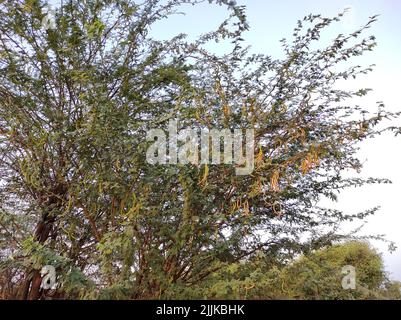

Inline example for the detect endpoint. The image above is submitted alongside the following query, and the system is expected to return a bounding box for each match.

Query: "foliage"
[162,241,400,300]
[0,0,399,299]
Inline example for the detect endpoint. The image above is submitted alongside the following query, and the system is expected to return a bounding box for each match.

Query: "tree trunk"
[19,216,55,300]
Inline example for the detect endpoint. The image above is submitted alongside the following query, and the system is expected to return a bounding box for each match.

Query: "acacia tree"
[0,0,399,299]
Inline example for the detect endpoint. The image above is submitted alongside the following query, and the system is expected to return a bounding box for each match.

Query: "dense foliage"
[165,241,401,300]
[0,0,399,299]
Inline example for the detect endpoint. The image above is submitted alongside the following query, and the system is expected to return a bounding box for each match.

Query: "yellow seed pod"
[236,198,242,211]
[255,145,264,165]
[243,200,250,216]
[270,171,280,192]
[301,159,307,175]
[198,164,209,187]
[222,104,230,117]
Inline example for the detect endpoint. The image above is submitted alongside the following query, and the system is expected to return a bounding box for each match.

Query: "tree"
[0,0,399,299]
[178,241,400,300]
[277,241,387,299]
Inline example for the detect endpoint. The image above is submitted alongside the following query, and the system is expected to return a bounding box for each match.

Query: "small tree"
[279,241,386,299]
[181,241,400,300]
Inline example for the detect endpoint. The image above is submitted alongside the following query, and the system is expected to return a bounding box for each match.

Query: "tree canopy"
[0,0,399,299]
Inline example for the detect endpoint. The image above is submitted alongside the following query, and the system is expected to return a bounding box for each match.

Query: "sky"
[149,0,401,281]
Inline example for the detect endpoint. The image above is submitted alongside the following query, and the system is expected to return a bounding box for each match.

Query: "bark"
[19,218,54,300]
[20,183,66,300]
